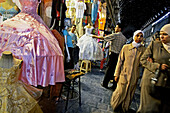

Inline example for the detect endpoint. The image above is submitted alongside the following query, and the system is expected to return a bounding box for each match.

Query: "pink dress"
[0,0,65,87]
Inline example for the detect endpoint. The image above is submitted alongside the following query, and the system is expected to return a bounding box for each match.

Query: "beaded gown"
[77,26,103,60]
[0,59,43,113]
[0,0,65,87]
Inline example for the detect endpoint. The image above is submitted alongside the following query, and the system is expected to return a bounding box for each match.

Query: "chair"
[80,60,91,73]
[63,70,85,112]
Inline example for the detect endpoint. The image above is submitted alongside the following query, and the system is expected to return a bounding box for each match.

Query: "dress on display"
[77,26,103,60]
[0,59,43,113]
[0,0,65,87]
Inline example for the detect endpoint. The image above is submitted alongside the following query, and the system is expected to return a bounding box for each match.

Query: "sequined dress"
[0,0,65,87]
[0,60,43,113]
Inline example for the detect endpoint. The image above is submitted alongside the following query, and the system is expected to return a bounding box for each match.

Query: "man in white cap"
[110,30,146,113]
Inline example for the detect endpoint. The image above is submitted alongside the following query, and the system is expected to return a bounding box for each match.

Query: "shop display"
[91,0,98,24]
[75,1,86,18]
[77,24,103,60]
[66,0,77,18]
[0,0,65,87]
[0,51,43,113]
[98,2,106,30]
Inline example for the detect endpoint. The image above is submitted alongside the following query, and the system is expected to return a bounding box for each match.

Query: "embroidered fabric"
[0,60,42,113]
[0,0,65,87]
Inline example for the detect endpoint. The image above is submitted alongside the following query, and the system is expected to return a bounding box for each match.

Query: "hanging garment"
[91,0,98,24]
[84,0,91,3]
[75,1,86,18]
[98,18,106,30]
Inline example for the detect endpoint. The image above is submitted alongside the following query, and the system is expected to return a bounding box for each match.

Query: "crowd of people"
[0,0,169,113]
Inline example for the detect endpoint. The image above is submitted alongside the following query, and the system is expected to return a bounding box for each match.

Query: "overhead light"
[161,10,163,13]
[158,13,160,16]
[155,15,157,18]
[164,7,167,10]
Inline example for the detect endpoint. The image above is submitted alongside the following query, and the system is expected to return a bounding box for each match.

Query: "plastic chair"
[80,60,91,73]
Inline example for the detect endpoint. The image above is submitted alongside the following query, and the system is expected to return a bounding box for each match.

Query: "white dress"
[77,26,103,60]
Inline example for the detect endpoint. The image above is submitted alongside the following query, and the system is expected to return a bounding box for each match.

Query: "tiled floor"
[39,65,141,113]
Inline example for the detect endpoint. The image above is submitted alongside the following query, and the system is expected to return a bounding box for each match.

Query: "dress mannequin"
[0,51,22,68]
[0,51,43,113]
[62,26,74,69]
[86,23,92,28]
[0,0,65,87]
[77,23,103,60]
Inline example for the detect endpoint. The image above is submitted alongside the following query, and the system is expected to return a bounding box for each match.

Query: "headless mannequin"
[86,23,92,28]
[64,26,71,62]
[85,23,103,39]
[0,51,22,69]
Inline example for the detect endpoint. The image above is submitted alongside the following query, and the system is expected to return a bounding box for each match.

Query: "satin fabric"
[0,0,65,87]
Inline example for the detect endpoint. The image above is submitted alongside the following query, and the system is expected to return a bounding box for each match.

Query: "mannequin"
[0,0,65,87]
[62,25,74,69]
[0,51,22,69]
[77,23,103,60]
[85,23,92,28]
[64,26,71,62]
[0,51,43,113]
[84,23,103,38]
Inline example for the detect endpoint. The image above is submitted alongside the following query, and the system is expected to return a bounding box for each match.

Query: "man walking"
[101,23,127,90]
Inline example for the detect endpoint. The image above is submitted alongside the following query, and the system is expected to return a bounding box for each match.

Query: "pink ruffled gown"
[0,0,65,87]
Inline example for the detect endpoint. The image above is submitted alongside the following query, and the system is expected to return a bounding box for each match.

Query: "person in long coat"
[110,30,146,113]
[137,24,170,113]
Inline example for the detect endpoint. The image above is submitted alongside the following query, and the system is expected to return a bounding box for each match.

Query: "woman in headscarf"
[0,0,65,87]
[137,24,170,113]
[110,30,145,113]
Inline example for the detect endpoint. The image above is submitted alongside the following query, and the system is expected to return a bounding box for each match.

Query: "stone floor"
[39,64,141,113]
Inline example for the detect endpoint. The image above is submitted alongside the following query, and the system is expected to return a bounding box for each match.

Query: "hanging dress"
[77,26,103,60]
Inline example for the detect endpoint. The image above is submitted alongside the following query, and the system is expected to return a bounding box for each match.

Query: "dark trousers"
[72,46,79,65]
[64,47,74,70]
[102,52,119,89]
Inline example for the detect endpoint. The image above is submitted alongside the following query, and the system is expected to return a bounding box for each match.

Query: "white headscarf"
[160,24,170,36]
[160,24,170,53]
[133,30,144,40]
[132,30,144,48]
